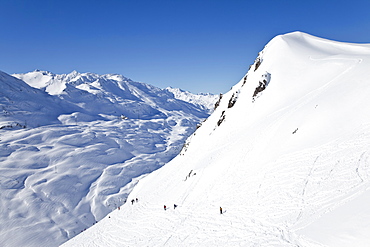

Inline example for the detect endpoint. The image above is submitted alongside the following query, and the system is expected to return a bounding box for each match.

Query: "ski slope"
[63,32,370,246]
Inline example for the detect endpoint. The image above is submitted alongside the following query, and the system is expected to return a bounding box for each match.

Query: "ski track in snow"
[63,123,370,246]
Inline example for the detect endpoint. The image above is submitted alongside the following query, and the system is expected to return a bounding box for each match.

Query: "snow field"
[64,32,370,246]
[1,71,215,246]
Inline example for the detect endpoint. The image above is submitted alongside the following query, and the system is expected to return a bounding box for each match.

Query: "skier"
[220,206,223,214]
[136,198,138,203]
[174,204,178,209]
[131,199,135,205]
[164,205,167,210]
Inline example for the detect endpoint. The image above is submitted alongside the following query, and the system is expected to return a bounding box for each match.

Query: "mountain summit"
[64,32,370,247]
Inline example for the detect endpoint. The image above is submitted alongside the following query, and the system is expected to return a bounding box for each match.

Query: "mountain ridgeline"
[11,70,216,124]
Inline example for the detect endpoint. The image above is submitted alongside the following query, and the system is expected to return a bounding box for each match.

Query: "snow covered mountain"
[13,70,213,121]
[63,32,370,247]
[166,87,218,114]
[0,71,80,129]
[0,71,216,247]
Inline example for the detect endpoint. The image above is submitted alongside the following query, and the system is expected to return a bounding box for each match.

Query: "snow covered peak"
[265,31,370,62]
[69,70,80,76]
[13,70,66,94]
[0,70,69,129]
[13,70,111,95]
[63,32,370,247]
[213,31,370,123]
[103,73,128,81]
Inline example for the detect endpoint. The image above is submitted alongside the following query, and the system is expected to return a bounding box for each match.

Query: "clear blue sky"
[1,0,370,94]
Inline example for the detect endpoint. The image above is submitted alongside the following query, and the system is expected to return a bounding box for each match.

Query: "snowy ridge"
[166,87,219,114]
[13,70,214,121]
[0,71,216,246]
[63,32,370,247]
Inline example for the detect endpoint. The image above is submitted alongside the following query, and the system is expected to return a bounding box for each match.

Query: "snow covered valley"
[62,32,370,246]
[0,71,216,246]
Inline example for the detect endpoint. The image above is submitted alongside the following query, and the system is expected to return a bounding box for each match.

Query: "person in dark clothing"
[136,198,138,203]
[164,205,167,210]
[131,199,135,205]
[174,204,177,209]
[220,206,223,214]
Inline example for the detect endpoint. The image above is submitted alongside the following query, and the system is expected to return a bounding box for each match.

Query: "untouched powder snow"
[0,71,216,246]
[63,32,370,247]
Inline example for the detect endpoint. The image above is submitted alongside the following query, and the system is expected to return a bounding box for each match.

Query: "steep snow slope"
[0,71,216,247]
[63,32,370,247]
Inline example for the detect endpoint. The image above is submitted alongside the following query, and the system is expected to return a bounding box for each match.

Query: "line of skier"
[163,204,223,214]
[128,196,224,214]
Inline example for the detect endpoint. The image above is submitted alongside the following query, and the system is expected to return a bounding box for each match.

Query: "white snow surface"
[62,32,370,247]
[0,71,216,246]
